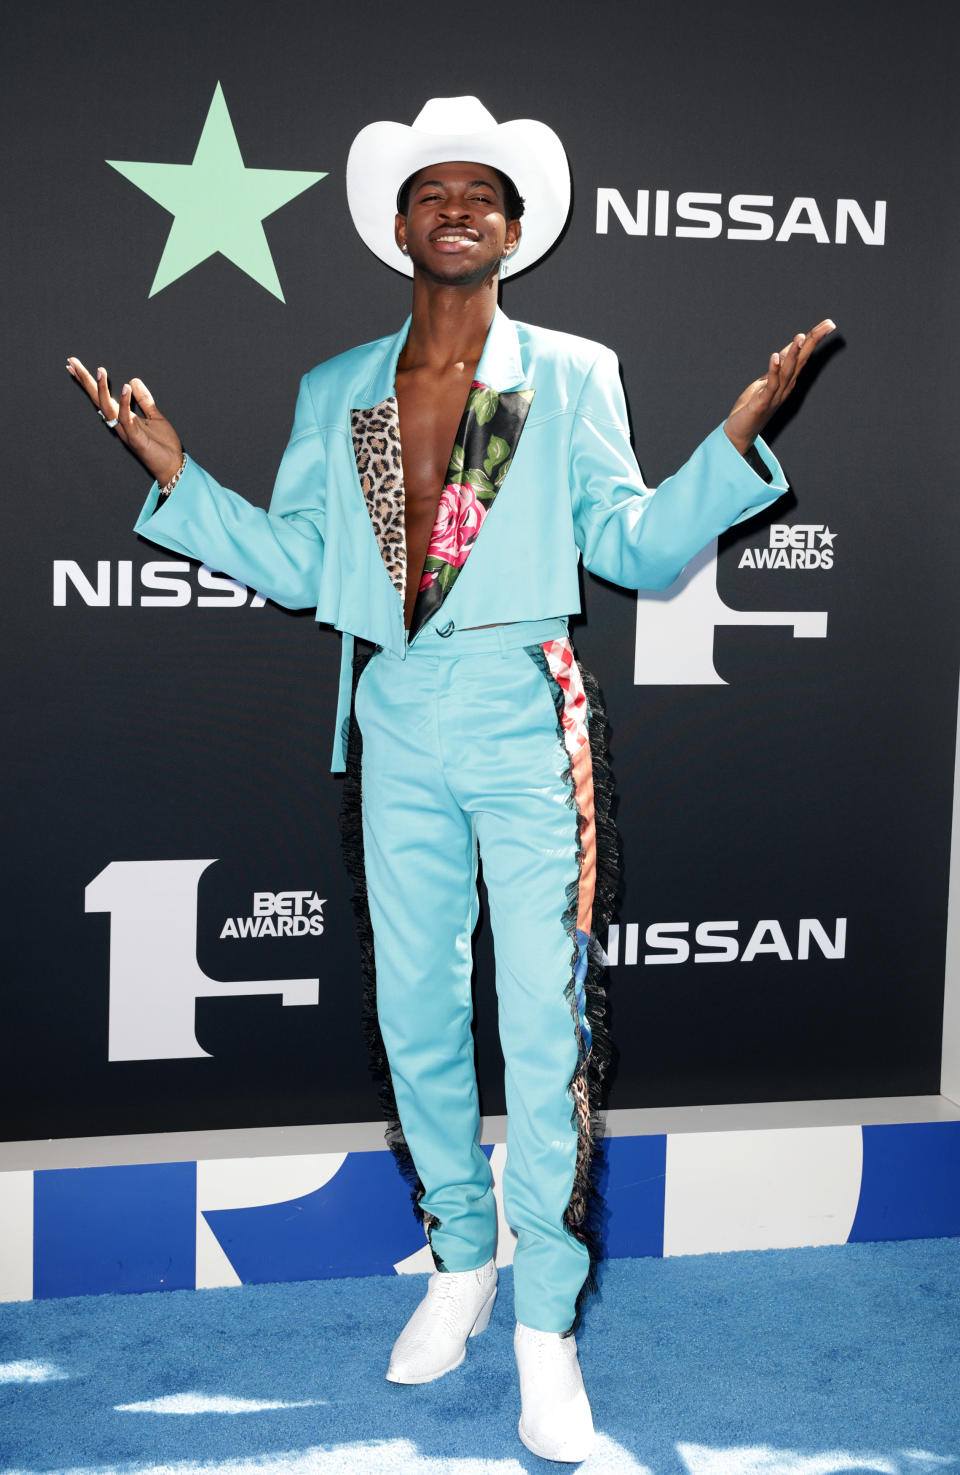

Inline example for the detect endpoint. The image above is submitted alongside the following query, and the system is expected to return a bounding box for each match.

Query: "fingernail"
[773,352,780,366]
[123,383,131,396]
[96,367,103,381]
[825,319,836,330]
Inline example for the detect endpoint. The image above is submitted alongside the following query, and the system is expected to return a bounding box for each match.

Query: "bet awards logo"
[220,890,325,940]
[738,524,837,571]
[634,538,828,684]
[85,859,322,1061]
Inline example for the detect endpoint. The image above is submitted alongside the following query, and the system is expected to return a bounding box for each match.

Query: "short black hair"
[396,167,525,221]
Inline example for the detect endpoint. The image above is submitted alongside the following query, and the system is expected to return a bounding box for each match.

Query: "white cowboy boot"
[386,1260,497,1383]
[514,1321,595,1462]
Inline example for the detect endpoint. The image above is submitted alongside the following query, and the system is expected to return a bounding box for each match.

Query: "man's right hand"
[67,358,183,488]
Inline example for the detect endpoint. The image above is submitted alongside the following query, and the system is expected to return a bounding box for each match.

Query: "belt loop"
[497,625,510,658]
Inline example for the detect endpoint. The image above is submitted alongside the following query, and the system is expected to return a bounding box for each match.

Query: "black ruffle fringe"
[338,643,438,1252]
[525,645,619,1334]
[564,660,619,1334]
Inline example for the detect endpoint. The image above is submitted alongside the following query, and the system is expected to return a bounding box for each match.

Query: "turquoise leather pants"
[355,615,595,1334]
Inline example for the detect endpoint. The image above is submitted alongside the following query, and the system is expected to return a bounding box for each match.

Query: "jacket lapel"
[350,399,406,601]
[473,306,527,394]
[350,318,411,602]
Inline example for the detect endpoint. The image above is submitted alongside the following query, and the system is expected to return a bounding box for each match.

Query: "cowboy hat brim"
[346,101,570,278]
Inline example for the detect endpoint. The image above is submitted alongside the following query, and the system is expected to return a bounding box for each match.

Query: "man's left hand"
[724,319,836,455]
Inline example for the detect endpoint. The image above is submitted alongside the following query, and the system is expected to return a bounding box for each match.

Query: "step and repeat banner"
[3,0,957,1141]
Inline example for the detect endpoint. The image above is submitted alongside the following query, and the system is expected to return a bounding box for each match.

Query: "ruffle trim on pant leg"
[339,640,444,1265]
[566,661,618,1332]
[526,643,620,1334]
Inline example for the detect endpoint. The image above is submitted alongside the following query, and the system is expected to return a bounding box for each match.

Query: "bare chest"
[395,367,475,625]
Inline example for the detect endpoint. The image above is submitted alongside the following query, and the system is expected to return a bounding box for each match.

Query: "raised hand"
[66,358,183,487]
[724,319,836,455]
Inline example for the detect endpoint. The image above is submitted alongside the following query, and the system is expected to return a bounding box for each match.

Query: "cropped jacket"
[135,308,786,769]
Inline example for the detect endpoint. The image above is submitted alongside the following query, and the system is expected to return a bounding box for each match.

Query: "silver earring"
[401,243,409,254]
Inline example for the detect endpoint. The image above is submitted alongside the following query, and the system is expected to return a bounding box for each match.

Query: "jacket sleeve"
[569,346,788,591]
[133,375,326,610]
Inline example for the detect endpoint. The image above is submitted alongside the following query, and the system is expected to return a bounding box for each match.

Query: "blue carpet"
[1,1239,958,1472]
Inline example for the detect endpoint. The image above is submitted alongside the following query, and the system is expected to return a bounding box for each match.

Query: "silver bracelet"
[158,452,187,500]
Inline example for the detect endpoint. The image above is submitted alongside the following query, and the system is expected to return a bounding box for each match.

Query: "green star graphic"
[107,83,326,301]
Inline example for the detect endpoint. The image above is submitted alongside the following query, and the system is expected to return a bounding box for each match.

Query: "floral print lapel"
[408,382,535,641]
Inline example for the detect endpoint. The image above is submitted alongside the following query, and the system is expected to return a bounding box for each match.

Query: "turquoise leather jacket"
[135,308,786,770]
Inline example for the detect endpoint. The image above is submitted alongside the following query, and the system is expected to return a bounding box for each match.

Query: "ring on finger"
[98,410,120,428]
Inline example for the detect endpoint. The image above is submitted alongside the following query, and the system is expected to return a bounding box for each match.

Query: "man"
[68,96,833,1463]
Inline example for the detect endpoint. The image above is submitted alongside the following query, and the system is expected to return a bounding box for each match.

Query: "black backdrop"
[3,0,958,1139]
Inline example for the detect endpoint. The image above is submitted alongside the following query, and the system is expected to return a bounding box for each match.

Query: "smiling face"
[395,161,522,285]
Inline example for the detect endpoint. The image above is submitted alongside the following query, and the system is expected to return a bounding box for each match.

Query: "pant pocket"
[352,647,380,727]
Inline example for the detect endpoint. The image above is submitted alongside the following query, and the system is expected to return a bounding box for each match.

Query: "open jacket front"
[135,308,787,770]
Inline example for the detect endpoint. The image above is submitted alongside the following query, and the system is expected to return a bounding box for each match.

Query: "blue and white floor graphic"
[2,1120,960,1301]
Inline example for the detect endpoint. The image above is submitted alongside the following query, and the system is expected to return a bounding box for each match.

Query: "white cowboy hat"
[345,96,570,278]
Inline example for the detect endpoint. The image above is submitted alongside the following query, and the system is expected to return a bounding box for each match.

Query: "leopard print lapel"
[350,398,406,601]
